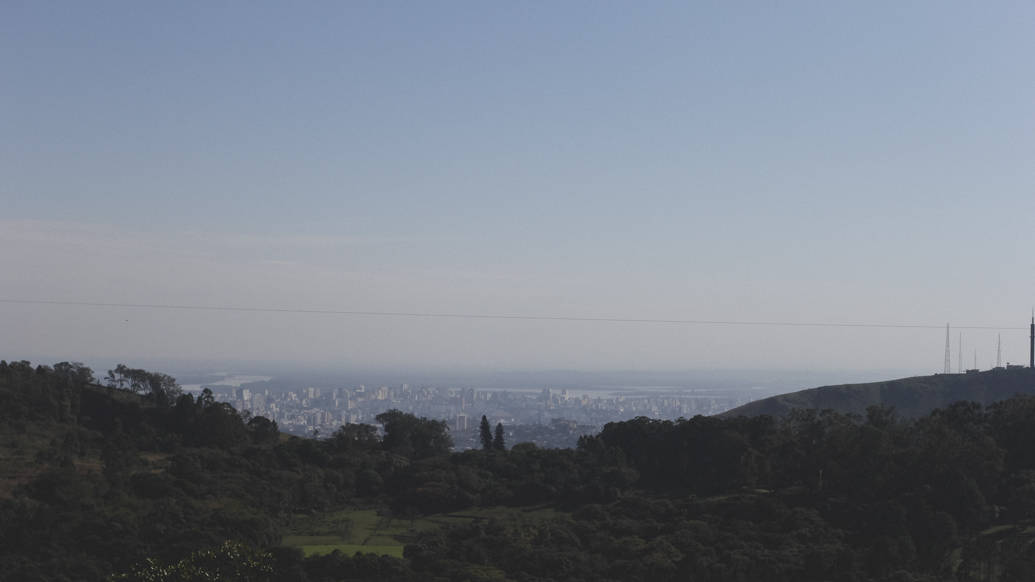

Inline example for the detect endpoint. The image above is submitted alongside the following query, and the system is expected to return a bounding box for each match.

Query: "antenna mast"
[958,333,963,374]
[997,334,1002,368]
[944,324,951,374]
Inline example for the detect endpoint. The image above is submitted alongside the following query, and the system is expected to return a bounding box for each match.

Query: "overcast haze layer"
[3,2,1034,372]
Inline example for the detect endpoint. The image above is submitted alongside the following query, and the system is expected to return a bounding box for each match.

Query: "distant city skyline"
[4,2,1035,371]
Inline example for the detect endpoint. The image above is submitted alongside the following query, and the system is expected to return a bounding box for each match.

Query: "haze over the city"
[4,2,1035,373]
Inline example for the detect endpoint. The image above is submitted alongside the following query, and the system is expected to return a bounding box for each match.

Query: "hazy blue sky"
[3,1,1034,372]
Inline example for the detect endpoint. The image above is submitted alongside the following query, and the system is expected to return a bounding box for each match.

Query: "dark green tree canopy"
[331,423,380,452]
[479,415,492,451]
[377,409,452,459]
[105,364,181,406]
[493,422,505,451]
[52,361,95,386]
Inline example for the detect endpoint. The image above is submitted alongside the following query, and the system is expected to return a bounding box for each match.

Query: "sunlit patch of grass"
[980,524,1017,536]
[282,505,567,559]
[282,509,406,558]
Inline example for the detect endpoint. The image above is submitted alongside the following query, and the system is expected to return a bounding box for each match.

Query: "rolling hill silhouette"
[721,367,1035,418]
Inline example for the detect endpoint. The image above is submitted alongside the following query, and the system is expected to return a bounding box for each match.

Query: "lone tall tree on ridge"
[493,422,505,451]
[479,415,493,451]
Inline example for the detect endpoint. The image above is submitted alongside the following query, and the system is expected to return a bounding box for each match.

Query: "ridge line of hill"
[719,367,1035,419]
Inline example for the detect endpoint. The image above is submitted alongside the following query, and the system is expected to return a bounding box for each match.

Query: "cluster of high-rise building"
[211,382,771,447]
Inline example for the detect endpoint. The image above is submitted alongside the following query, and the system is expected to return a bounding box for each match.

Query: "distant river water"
[180,374,273,392]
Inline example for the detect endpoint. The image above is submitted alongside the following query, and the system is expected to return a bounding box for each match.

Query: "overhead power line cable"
[0,298,1025,331]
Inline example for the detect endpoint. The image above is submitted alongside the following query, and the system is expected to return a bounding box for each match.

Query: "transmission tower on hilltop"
[943,324,951,374]
[958,333,963,374]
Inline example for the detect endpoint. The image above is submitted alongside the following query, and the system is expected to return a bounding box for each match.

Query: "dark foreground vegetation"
[3,360,1035,581]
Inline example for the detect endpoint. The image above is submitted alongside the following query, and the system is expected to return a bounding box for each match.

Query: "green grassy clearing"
[281,505,563,558]
[281,509,407,558]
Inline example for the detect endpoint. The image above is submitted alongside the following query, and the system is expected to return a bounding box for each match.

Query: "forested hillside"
[4,360,1035,581]
[722,368,1035,419]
